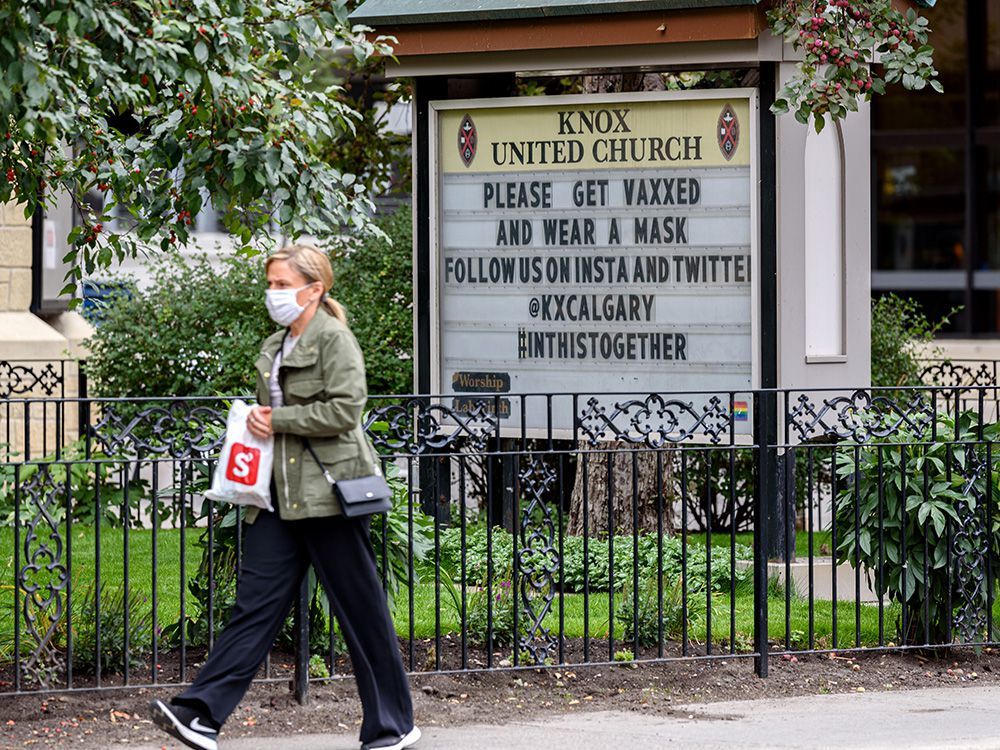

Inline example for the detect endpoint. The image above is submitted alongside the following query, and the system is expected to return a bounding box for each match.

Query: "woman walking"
[151,245,419,750]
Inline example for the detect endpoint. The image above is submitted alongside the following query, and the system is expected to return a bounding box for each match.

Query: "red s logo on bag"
[226,443,261,486]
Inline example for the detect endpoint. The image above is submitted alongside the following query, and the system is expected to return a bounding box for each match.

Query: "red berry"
[6,169,14,181]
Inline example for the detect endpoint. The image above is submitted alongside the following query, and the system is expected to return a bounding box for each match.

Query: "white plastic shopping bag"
[205,400,274,511]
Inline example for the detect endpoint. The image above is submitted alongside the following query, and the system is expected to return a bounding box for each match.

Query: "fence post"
[754,56,778,678]
[753,390,772,678]
[77,362,88,441]
[292,578,310,704]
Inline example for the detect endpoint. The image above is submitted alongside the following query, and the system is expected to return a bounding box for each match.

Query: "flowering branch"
[768,0,941,132]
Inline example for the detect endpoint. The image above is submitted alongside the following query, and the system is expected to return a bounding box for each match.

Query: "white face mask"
[265,285,313,327]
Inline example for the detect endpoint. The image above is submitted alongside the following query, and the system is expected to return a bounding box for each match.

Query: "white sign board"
[430,90,758,434]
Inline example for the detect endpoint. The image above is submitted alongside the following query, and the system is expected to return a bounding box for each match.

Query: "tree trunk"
[562,71,680,539]
[567,443,675,536]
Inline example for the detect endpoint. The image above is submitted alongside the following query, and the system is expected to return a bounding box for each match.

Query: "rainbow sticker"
[734,401,749,422]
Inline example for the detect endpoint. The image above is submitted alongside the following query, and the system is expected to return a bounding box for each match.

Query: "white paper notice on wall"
[43,219,57,270]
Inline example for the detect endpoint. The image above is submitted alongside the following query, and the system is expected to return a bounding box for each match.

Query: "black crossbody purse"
[303,437,392,518]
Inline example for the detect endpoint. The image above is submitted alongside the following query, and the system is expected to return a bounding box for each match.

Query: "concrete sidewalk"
[134,685,1000,750]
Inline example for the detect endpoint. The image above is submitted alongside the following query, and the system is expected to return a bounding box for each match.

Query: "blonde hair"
[265,244,347,324]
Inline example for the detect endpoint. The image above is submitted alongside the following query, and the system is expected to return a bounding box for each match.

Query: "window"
[871,1,1000,335]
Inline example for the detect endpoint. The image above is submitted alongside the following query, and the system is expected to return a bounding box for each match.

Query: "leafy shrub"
[371,461,435,605]
[438,523,514,589]
[329,206,413,396]
[871,293,954,388]
[86,207,414,400]
[85,252,271,398]
[615,576,703,648]
[161,509,240,650]
[438,525,753,595]
[309,653,330,679]
[0,440,146,528]
[464,568,528,649]
[73,582,153,674]
[835,410,1000,643]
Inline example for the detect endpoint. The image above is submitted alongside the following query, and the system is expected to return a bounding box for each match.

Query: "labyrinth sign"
[430,91,758,433]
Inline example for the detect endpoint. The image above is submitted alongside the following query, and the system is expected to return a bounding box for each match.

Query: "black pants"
[174,508,413,743]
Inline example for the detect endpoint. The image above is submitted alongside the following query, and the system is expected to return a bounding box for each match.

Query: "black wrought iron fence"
[780,386,1000,656]
[0,359,87,463]
[921,357,1000,415]
[2,386,1000,701]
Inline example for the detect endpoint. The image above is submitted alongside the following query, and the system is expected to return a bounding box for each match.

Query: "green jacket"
[245,307,376,524]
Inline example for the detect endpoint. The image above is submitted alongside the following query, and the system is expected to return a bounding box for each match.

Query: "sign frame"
[426,88,760,438]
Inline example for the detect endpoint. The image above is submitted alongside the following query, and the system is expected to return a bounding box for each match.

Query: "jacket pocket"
[310,436,361,470]
[285,377,325,403]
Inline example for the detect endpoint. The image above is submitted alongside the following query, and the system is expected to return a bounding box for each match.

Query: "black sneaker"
[361,726,421,750]
[150,699,219,750]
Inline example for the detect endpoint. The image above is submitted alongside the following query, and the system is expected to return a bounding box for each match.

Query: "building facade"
[872,0,1000,336]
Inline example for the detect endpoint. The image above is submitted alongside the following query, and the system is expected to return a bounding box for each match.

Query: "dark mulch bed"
[1,639,998,748]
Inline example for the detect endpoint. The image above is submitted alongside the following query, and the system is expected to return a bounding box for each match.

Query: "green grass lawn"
[392,577,906,652]
[689,529,834,560]
[0,525,991,665]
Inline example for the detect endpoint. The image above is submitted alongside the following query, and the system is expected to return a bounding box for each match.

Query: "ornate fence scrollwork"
[950,443,989,643]
[19,465,68,688]
[787,389,935,443]
[577,394,734,447]
[0,361,64,398]
[517,455,560,665]
[89,401,227,459]
[364,398,497,454]
[921,360,995,390]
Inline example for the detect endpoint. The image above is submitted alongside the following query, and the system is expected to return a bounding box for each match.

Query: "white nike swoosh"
[190,718,216,734]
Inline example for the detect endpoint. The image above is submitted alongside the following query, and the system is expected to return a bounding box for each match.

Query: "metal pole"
[292,578,310,705]
[753,391,771,678]
[754,59,779,677]
[77,363,88,443]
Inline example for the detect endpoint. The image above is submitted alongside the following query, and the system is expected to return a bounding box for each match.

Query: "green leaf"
[859,530,872,557]
[930,507,946,536]
[184,68,201,92]
[195,41,209,64]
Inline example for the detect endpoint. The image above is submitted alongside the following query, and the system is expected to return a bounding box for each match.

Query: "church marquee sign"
[428,90,758,433]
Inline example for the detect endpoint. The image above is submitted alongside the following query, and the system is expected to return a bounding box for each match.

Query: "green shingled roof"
[350,0,937,28]
[350,0,760,27]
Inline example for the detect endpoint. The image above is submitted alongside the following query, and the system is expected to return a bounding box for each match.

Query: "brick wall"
[0,201,33,313]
